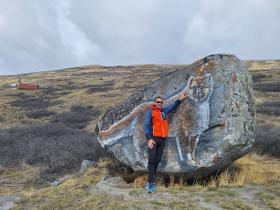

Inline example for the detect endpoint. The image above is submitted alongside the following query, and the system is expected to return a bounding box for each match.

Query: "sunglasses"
[156,101,163,104]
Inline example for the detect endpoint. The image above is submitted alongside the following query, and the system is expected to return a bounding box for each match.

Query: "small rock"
[50,178,64,186]
[80,160,96,173]
[0,195,21,210]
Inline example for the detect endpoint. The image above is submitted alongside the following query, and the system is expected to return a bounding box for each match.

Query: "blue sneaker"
[146,182,157,189]
[147,182,156,194]
[145,182,149,189]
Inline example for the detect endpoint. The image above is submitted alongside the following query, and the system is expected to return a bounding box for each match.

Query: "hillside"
[0,61,279,158]
[0,60,279,209]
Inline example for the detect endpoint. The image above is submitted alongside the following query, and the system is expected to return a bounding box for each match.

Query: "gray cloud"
[0,0,279,75]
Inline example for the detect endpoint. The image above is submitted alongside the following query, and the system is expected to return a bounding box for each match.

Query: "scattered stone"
[80,160,96,173]
[50,178,64,186]
[0,195,21,210]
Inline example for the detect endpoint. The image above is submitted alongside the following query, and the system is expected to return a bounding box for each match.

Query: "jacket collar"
[150,103,162,111]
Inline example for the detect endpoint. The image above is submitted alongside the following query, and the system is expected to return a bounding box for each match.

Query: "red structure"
[16,83,39,90]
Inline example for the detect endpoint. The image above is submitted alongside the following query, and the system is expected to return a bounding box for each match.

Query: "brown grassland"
[0,60,279,209]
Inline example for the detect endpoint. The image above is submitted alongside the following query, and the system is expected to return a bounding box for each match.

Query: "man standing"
[143,92,188,193]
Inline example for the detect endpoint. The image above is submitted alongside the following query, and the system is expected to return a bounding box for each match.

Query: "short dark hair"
[154,96,163,102]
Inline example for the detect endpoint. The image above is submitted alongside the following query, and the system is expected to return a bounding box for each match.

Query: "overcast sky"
[0,0,279,75]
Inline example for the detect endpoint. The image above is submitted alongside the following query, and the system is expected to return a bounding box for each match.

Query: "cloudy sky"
[0,0,279,75]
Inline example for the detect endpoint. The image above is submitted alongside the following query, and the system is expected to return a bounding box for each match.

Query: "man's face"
[155,98,163,108]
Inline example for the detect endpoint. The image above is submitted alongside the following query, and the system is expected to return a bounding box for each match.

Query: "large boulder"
[96,54,256,176]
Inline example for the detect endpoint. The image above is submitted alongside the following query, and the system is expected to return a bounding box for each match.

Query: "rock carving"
[96,54,256,176]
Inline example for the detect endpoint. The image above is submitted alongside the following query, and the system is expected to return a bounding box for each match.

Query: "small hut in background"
[16,74,39,90]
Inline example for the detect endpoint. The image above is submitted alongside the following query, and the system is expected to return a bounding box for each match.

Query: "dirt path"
[90,176,274,210]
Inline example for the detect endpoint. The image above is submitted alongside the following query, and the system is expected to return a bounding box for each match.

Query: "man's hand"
[99,130,105,136]
[99,130,109,139]
[179,91,188,101]
[148,139,155,149]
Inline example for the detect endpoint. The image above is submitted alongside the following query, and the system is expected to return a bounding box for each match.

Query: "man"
[143,91,188,193]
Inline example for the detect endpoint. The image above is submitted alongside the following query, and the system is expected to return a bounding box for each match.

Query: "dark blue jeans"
[148,136,166,183]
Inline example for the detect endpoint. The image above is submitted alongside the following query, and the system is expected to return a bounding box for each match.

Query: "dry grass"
[0,165,41,195]
[1,154,280,209]
[19,170,101,209]
[245,60,280,71]
[226,152,280,185]
[209,152,280,187]
[133,152,280,191]
[206,152,280,188]
[0,60,279,209]
[257,191,280,210]
[0,159,116,210]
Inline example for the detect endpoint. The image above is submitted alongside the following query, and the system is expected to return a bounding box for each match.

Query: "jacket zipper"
[161,112,165,137]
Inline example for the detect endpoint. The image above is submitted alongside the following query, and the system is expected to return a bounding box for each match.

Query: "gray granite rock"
[96,54,256,176]
[80,160,96,173]
[0,195,21,210]
[50,178,64,186]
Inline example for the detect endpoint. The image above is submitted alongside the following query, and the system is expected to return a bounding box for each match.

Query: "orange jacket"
[144,99,181,140]
[150,104,169,138]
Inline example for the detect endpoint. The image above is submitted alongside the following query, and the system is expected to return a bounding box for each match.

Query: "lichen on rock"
[96,54,256,177]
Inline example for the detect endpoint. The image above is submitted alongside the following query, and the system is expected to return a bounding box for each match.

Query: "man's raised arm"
[163,91,188,114]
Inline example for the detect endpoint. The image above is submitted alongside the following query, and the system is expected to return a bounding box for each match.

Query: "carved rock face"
[96,54,256,176]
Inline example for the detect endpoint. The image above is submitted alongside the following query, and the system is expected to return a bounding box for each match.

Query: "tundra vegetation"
[0,60,279,209]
